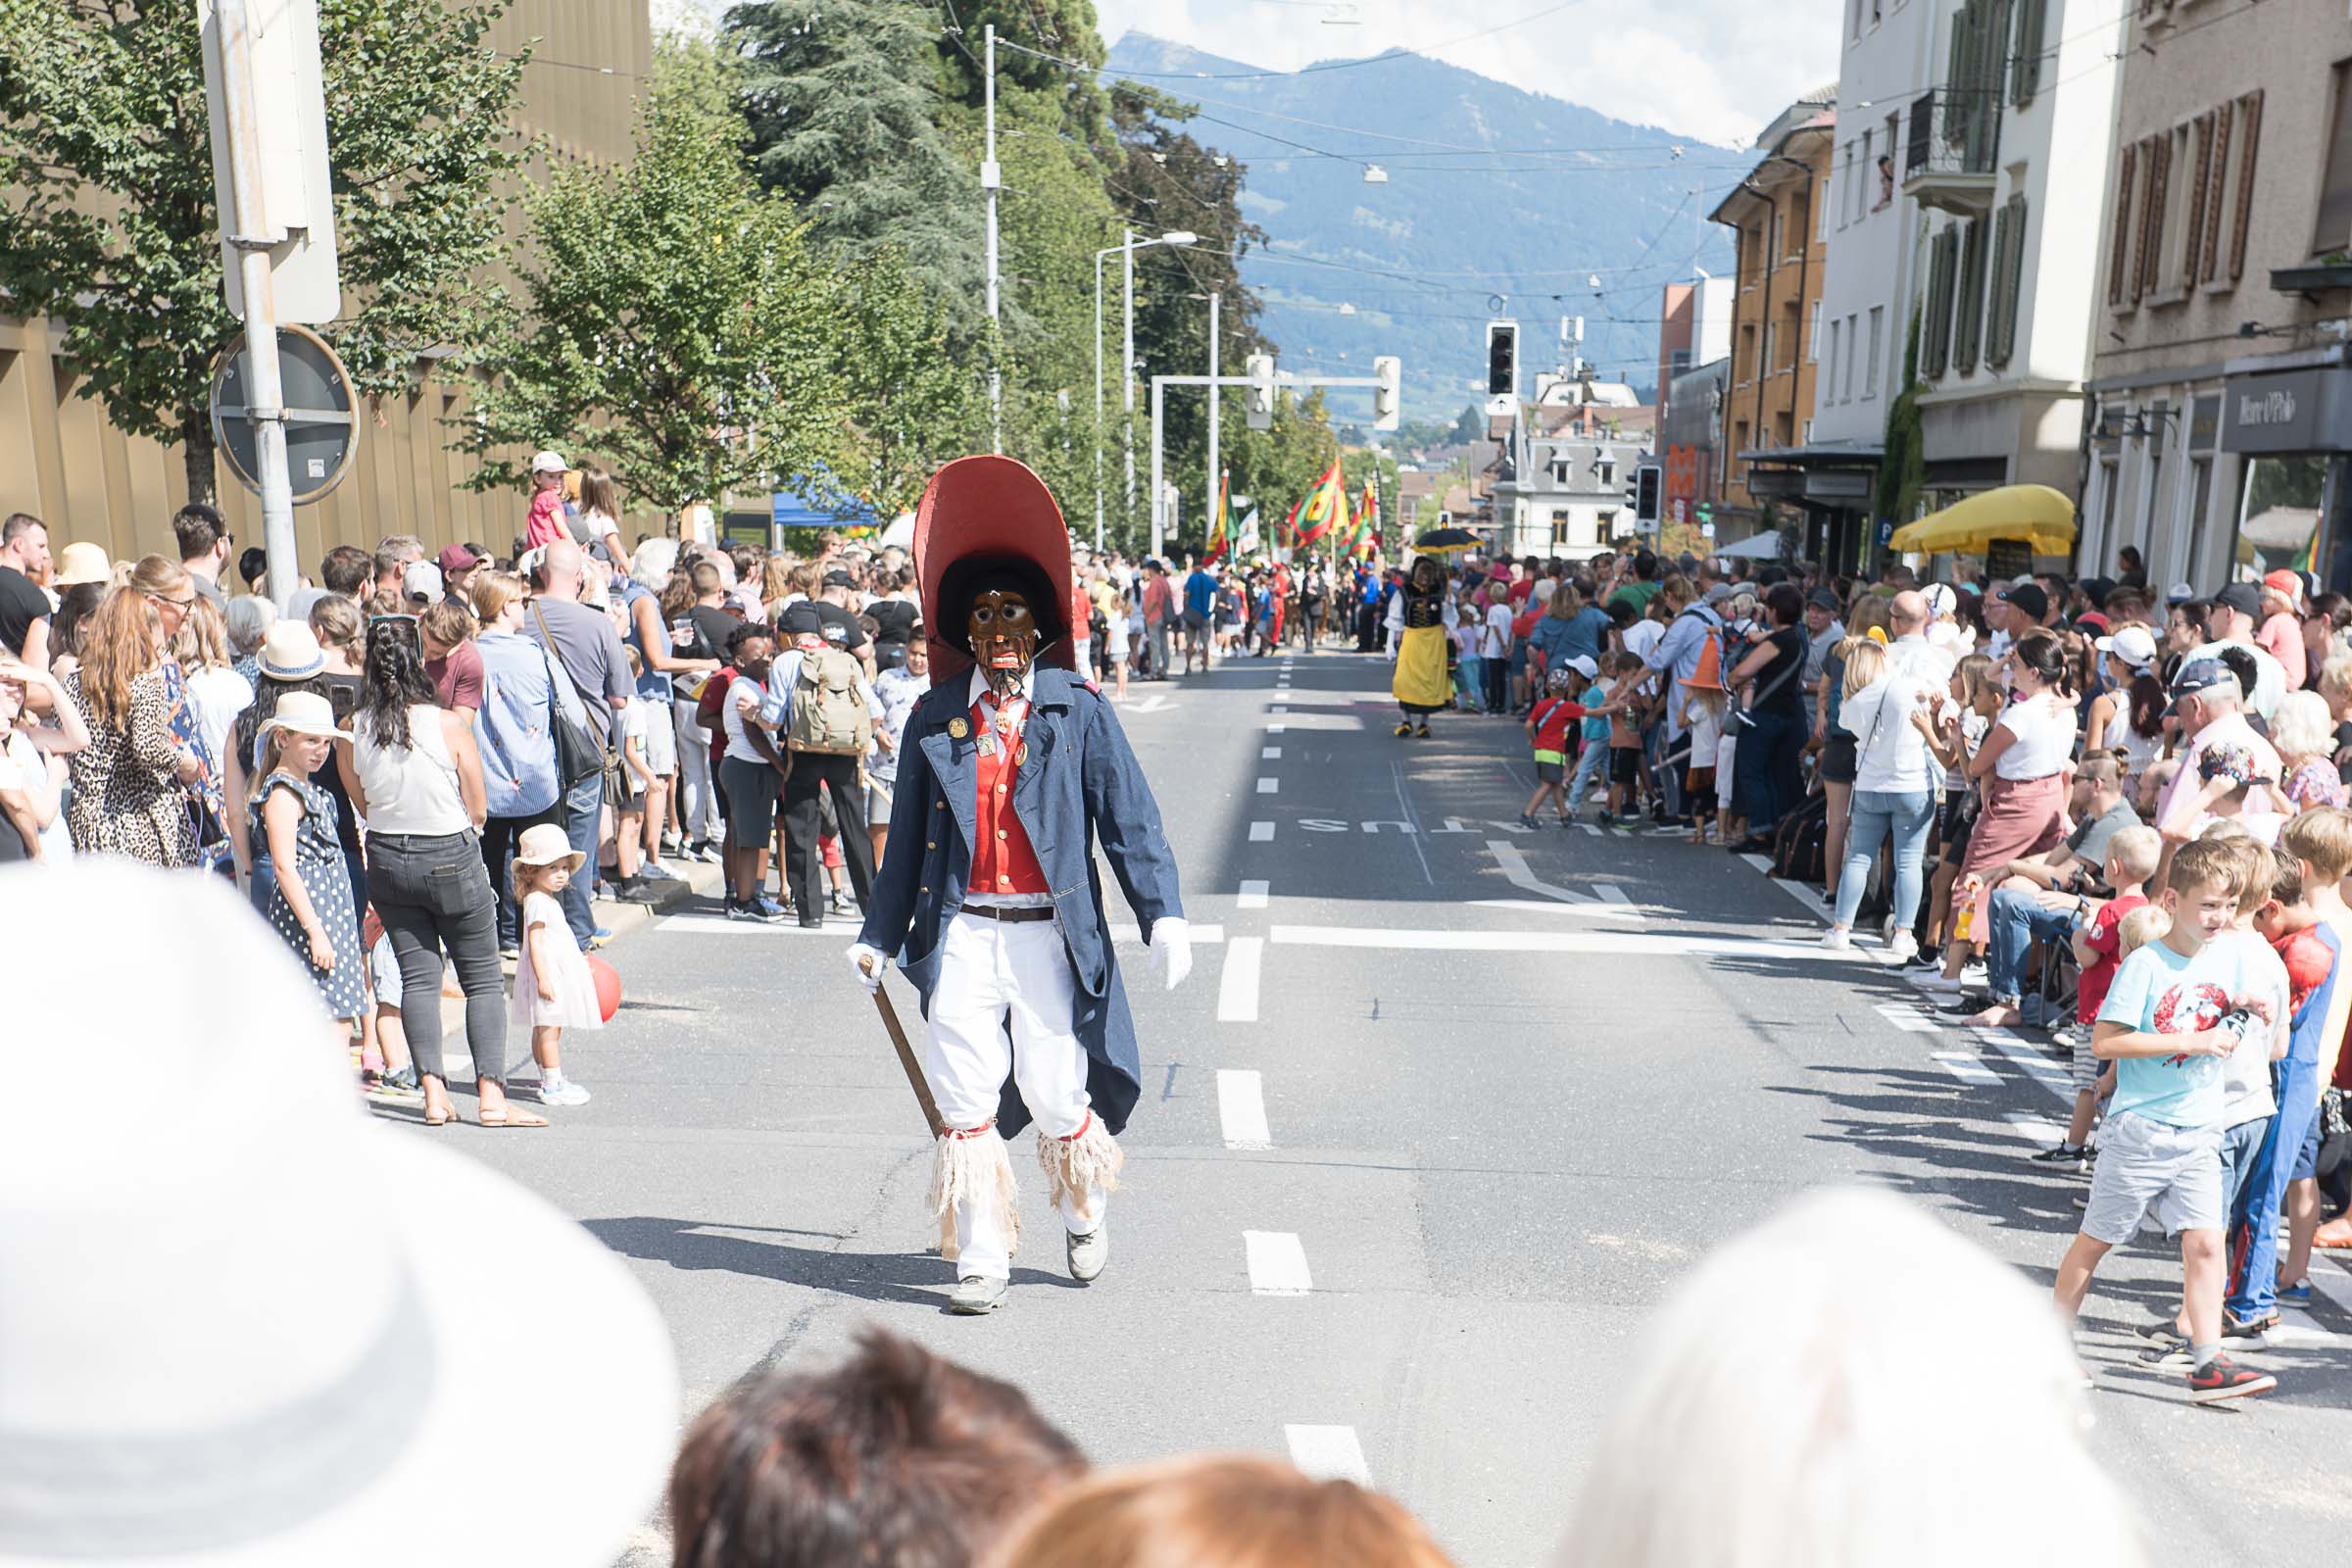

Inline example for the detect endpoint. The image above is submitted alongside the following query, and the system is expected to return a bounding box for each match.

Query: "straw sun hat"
[0,862,677,1566]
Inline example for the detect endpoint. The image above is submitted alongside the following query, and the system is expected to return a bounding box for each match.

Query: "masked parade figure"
[1387,556,1456,738]
[848,457,1191,1314]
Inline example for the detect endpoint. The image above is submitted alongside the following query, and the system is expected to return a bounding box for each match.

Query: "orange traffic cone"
[1679,631,1727,692]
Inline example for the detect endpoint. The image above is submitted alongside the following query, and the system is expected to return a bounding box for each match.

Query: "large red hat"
[914,455,1076,682]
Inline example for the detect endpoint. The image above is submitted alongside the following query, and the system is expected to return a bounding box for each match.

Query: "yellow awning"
[1887,483,2078,556]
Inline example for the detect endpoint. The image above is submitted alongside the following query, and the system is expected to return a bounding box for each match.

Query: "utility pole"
[982,24,1002,453]
[1122,228,1137,535]
[215,0,296,612]
[1205,291,1221,547]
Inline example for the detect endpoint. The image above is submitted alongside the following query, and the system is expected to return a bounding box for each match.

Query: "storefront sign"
[1984,538,2034,579]
[2222,367,2352,455]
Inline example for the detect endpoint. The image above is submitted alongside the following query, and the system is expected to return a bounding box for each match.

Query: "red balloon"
[588,954,622,1022]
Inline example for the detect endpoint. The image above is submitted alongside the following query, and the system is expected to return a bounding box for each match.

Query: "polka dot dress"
[251,773,367,1020]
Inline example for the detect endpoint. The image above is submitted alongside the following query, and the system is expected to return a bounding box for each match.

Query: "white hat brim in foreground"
[0,863,678,1568]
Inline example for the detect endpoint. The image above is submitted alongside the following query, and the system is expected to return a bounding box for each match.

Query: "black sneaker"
[2030,1142,2090,1172]
[724,898,760,922]
[617,876,663,906]
[2186,1354,2277,1403]
[375,1065,422,1100]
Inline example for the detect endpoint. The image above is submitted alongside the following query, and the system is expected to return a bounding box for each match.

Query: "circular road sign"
[210,323,360,505]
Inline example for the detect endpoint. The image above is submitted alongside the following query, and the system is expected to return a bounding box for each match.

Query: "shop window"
[2237,456,2328,580]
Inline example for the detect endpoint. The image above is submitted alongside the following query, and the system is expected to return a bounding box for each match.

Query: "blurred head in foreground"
[1553,1187,2142,1568]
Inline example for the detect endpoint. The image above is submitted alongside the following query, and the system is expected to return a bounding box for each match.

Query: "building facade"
[2078,0,2352,594]
[1655,276,1732,420]
[1661,357,1733,540]
[1487,424,1653,559]
[1906,0,2126,518]
[0,1,653,564]
[1709,92,1836,547]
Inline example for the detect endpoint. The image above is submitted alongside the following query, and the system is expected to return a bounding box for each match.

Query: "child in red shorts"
[1521,662,1592,827]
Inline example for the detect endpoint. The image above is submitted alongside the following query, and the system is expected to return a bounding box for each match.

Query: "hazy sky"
[1090,0,1841,147]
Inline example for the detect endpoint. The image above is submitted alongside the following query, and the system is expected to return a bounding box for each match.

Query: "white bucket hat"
[530,450,568,475]
[256,621,326,681]
[254,690,341,742]
[513,821,586,875]
[0,862,677,1566]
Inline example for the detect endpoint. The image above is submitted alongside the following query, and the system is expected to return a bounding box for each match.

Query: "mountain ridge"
[1105,30,1741,424]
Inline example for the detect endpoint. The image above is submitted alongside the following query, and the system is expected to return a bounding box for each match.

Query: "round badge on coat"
[948,717,969,739]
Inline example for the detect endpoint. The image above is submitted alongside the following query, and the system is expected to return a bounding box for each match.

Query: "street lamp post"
[1093,229,1197,550]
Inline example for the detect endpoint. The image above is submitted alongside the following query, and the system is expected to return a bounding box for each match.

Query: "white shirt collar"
[967,664,1037,708]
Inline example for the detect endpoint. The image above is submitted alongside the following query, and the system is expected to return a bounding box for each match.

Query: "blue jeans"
[560,770,604,946]
[1978,886,2077,1004]
[2230,1056,2322,1322]
[1568,735,1609,808]
[1832,788,1936,931]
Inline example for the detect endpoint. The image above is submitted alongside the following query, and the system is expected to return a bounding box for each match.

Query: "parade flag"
[1288,458,1347,548]
[1205,470,1231,564]
[1344,475,1381,558]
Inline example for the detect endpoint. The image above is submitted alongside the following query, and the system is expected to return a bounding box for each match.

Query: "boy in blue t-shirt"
[2052,837,2278,1403]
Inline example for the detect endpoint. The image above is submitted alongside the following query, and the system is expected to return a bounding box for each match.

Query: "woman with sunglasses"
[62,557,206,864]
[353,617,545,1127]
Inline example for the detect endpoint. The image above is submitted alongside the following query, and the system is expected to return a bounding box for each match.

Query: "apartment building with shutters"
[2078,0,2352,595]
[1905,0,2127,526]
[1707,91,1837,547]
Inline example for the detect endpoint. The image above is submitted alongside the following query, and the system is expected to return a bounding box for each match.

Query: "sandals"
[478,1102,550,1129]
[422,1102,459,1127]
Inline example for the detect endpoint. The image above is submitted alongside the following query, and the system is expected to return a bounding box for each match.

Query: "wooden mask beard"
[968,588,1039,701]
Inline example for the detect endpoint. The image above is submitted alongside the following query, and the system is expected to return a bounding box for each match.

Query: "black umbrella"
[1408,527,1481,555]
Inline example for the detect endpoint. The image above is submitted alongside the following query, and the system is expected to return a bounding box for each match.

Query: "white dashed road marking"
[1245,1231,1313,1296]
[1934,1051,2001,1087]
[1250,820,1275,842]
[1238,879,1270,909]
[1285,1424,1370,1484]
[1216,1068,1271,1149]
[1262,745,1283,760]
[1979,1027,2074,1105]
[1270,926,1871,960]
[1219,936,1264,1022]
[1256,776,1280,794]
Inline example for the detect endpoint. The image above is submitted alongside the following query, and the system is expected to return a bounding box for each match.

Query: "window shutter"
[2181,112,2214,290]
[1926,227,1957,377]
[2135,134,2171,301]
[2199,101,2232,285]
[1955,219,1988,374]
[2230,89,2263,282]
[1990,195,2026,368]
[2012,0,2045,107]
[2108,141,2136,306]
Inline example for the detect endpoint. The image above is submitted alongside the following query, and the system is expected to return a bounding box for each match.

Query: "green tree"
[832,246,988,520]
[0,0,527,504]
[727,0,984,346]
[457,77,845,522]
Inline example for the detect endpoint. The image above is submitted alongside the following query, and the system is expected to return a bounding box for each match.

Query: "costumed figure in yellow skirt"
[1385,556,1457,738]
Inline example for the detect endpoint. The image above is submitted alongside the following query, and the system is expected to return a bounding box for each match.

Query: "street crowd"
[2,475,2338,1556]
[1366,536,2352,1404]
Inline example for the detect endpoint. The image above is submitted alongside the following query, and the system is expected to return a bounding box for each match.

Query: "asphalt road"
[413,643,2352,1567]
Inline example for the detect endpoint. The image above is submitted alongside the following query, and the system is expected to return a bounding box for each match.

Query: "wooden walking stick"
[863,960,945,1137]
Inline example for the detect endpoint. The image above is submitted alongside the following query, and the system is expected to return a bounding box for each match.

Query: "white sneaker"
[1916,971,1967,992]
[538,1079,592,1107]
[1886,932,1920,963]
[1822,927,1852,951]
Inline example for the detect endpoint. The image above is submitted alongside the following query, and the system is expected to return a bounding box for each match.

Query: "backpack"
[1771,791,1832,884]
[786,648,871,755]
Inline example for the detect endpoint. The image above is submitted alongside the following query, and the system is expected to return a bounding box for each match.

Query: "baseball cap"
[2094,623,2159,671]
[1562,655,1600,679]
[437,542,484,575]
[2074,612,2110,633]
[529,450,568,475]
[402,562,442,603]
[2165,656,2237,715]
[1703,583,1737,605]
[1805,587,1841,612]
[2213,581,2262,619]
[821,568,858,590]
[1997,581,2048,622]
[2165,581,2196,606]
[776,603,827,642]
[2262,568,2304,605]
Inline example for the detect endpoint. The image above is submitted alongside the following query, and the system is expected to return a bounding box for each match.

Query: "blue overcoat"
[858,665,1184,1137]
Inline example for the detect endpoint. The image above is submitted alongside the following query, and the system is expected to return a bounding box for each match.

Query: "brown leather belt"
[958,904,1055,923]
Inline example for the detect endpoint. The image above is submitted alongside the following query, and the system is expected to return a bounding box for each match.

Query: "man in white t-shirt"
[2188,582,2288,720]
[1481,596,1515,713]
[2156,660,2283,842]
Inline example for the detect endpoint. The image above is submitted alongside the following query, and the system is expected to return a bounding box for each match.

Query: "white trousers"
[924,911,1115,1280]
[673,699,722,841]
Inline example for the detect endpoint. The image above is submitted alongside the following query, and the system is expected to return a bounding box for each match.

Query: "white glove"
[1149,917,1193,991]
[846,942,887,993]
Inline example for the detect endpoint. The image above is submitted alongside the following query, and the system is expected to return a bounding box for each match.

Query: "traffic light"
[1485,320,1518,399]
[1635,464,1661,526]
[1372,356,1400,431]
[1246,353,1275,430]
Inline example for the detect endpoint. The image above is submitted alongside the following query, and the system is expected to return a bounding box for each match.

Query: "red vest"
[969,692,1049,896]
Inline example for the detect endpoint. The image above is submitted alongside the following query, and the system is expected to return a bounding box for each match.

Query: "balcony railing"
[1902,87,2000,216]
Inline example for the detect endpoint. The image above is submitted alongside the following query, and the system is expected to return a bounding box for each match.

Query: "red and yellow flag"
[1287,459,1347,548]
[1346,475,1381,558]
[1205,470,1231,564]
